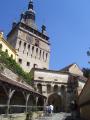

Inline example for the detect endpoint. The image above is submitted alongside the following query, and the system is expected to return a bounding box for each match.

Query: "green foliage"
[82,68,90,78]
[0,50,32,84]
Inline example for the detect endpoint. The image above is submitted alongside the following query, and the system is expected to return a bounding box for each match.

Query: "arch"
[53,85,58,92]
[37,84,42,94]
[60,85,66,92]
[27,94,36,112]
[47,84,52,94]
[0,86,8,114]
[47,93,62,113]
[10,91,25,113]
[37,97,44,111]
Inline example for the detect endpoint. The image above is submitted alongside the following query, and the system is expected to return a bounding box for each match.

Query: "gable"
[69,64,83,76]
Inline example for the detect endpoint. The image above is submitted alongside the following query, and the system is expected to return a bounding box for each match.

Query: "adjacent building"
[78,78,90,120]
[0,32,17,60]
[31,63,86,112]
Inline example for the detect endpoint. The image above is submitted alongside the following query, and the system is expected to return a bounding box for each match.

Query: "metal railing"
[0,104,44,114]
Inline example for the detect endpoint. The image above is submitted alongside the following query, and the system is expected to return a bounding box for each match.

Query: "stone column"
[25,94,30,113]
[7,89,15,115]
[42,83,47,96]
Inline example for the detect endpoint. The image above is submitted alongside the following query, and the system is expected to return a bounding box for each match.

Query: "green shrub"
[0,50,32,84]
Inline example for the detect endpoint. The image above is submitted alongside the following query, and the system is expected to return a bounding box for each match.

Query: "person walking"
[49,104,54,116]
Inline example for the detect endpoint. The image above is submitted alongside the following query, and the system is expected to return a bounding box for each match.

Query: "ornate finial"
[28,0,33,10]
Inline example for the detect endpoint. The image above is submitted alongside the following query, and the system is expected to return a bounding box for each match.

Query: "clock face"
[26,35,33,44]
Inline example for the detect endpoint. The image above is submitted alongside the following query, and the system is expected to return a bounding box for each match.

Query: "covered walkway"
[0,73,46,115]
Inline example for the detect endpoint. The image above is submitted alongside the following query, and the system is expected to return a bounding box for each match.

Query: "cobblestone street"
[37,113,70,120]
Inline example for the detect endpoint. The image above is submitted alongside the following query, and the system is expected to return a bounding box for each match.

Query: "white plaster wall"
[15,29,50,72]
[69,64,83,76]
[34,71,69,83]
[78,81,85,95]
[0,39,16,60]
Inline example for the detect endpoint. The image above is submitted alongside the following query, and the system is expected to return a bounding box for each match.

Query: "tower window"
[35,39,39,47]
[28,44,30,51]
[18,58,22,64]
[36,48,38,56]
[19,41,21,47]
[39,50,41,59]
[46,53,48,61]
[24,42,26,49]
[43,51,44,60]
[27,62,30,66]
[32,46,34,54]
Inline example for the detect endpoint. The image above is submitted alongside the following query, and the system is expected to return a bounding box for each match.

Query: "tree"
[82,68,90,78]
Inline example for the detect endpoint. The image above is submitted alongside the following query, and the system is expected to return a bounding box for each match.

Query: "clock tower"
[7,0,50,72]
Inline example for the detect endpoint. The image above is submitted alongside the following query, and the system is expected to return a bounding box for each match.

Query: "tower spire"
[20,0,37,30]
[28,0,33,10]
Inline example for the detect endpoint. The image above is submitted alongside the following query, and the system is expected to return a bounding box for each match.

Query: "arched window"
[54,85,58,92]
[24,42,26,49]
[37,84,42,94]
[39,50,41,59]
[28,44,30,51]
[61,85,66,92]
[46,53,48,61]
[47,84,51,93]
[35,39,39,47]
[43,51,44,60]
[32,46,34,54]
[19,41,21,47]
[36,48,38,57]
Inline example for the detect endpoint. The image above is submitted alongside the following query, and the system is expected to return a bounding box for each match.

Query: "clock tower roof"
[20,0,37,30]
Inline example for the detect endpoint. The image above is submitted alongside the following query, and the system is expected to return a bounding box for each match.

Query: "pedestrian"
[45,105,49,115]
[70,100,80,120]
[47,105,51,115]
[49,104,54,115]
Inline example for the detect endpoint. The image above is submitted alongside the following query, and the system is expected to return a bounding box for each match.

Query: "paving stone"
[37,112,70,120]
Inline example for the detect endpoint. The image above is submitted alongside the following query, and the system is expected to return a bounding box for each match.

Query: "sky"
[0,0,90,70]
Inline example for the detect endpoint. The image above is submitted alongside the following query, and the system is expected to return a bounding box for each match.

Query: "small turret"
[12,21,17,29]
[42,25,47,36]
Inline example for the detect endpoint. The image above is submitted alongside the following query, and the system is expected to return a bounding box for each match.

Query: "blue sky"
[0,0,90,70]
